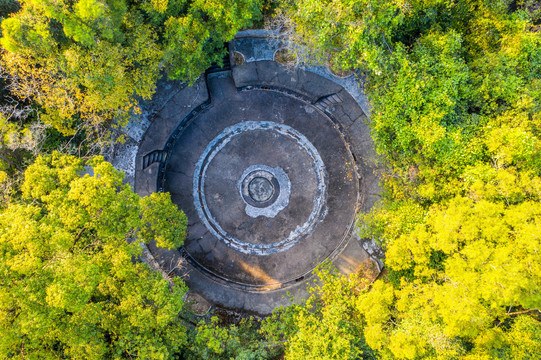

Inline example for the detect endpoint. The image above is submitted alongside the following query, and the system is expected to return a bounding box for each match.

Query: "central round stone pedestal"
[249,177,273,202]
[239,168,281,209]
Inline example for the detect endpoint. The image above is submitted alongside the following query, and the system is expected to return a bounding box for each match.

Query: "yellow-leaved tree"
[0,152,189,359]
[261,1,541,359]
[0,0,262,136]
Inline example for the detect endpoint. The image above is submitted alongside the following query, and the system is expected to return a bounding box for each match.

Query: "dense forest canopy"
[267,0,541,359]
[0,0,261,136]
[0,153,188,358]
[0,0,540,359]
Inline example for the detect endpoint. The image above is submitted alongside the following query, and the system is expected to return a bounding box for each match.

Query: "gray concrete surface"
[119,34,384,315]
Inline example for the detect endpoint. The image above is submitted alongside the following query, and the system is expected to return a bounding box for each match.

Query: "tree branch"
[507,308,540,316]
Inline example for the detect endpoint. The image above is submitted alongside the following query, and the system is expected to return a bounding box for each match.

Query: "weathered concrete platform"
[134,41,382,314]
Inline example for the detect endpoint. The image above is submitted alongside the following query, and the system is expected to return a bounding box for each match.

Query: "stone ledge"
[134,77,209,195]
[233,61,343,103]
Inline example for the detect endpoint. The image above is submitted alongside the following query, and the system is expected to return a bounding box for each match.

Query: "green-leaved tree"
[270,1,541,358]
[0,152,188,359]
[0,0,262,136]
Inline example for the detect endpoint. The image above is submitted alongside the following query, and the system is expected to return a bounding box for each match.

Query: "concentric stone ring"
[193,121,326,255]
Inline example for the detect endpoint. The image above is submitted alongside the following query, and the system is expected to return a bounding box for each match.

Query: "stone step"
[314,93,343,111]
[206,51,232,74]
[142,150,167,169]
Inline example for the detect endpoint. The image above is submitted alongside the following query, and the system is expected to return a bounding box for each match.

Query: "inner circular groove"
[248,177,274,202]
[192,121,327,256]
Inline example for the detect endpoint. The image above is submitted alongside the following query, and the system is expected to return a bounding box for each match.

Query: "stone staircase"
[205,51,232,74]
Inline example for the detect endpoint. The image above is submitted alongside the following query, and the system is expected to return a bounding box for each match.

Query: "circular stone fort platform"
[133,35,382,314]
